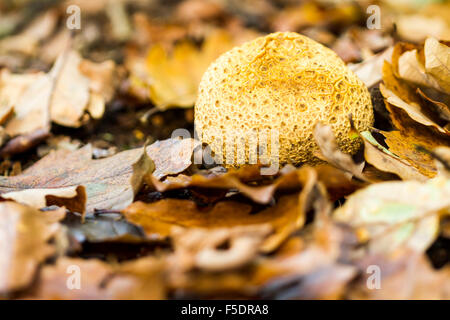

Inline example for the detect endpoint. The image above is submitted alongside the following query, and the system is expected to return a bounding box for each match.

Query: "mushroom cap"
[195,32,374,166]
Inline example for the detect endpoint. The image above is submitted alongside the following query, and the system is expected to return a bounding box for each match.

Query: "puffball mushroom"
[195,32,374,166]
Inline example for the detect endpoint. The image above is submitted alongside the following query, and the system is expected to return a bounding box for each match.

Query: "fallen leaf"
[417,88,450,122]
[0,48,119,151]
[169,188,357,299]
[334,176,450,254]
[424,38,450,94]
[349,47,393,88]
[0,185,86,214]
[129,31,237,109]
[25,257,166,299]
[50,50,90,127]
[313,123,368,182]
[0,9,58,55]
[380,130,440,177]
[3,58,63,137]
[380,83,448,134]
[124,192,306,253]
[434,146,450,177]
[350,252,450,299]
[0,202,65,293]
[381,60,450,143]
[0,70,42,125]
[395,14,450,44]
[63,212,145,243]
[0,138,195,213]
[361,130,430,181]
[169,225,272,272]
[79,58,118,104]
[148,160,357,205]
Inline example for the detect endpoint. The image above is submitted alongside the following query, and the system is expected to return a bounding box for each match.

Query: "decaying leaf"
[334,176,450,254]
[0,202,65,293]
[434,146,450,177]
[395,14,450,43]
[1,0,449,302]
[50,50,90,127]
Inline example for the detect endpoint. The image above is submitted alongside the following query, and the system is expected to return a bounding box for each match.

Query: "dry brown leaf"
[350,253,450,299]
[361,131,428,181]
[394,38,450,96]
[0,138,195,213]
[395,15,450,43]
[149,162,358,206]
[0,202,65,293]
[50,50,90,127]
[3,60,61,137]
[313,123,367,182]
[169,225,272,272]
[79,58,118,104]
[0,9,58,55]
[349,47,393,88]
[0,70,43,125]
[381,130,440,178]
[434,146,450,177]
[382,60,450,142]
[25,257,166,300]
[424,38,450,94]
[124,192,306,254]
[168,188,357,299]
[380,83,448,134]
[0,185,86,214]
[417,88,450,122]
[0,48,119,148]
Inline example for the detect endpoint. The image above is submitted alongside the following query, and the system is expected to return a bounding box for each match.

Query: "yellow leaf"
[143,31,237,109]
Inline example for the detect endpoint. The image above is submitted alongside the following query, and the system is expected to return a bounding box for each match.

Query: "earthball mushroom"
[195,32,374,167]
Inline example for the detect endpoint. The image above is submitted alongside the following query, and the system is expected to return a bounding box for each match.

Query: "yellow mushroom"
[195,32,374,167]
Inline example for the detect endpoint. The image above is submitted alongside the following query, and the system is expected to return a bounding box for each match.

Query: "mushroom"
[195,32,374,167]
